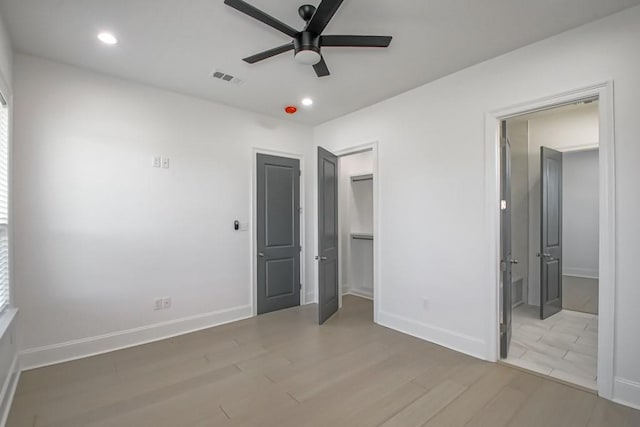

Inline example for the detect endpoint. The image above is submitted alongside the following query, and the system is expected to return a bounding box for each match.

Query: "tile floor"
[504,304,598,390]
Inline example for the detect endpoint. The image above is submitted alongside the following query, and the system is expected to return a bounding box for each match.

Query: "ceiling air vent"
[211,69,244,85]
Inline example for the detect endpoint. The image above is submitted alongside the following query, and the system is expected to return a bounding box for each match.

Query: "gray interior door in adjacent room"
[540,146,563,319]
[317,147,339,324]
[256,153,301,315]
[500,120,514,358]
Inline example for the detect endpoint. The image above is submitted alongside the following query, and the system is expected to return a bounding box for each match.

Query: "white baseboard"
[563,267,599,279]
[305,293,317,304]
[613,377,640,410]
[0,354,20,426]
[377,311,487,360]
[19,304,252,370]
[343,289,373,300]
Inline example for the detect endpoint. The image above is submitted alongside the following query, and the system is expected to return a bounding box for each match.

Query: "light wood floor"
[504,305,598,391]
[8,296,639,427]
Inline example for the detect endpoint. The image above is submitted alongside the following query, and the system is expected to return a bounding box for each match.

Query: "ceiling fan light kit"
[294,32,321,65]
[223,0,392,77]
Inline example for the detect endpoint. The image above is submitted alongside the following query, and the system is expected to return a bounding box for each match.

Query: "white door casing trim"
[484,81,616,400]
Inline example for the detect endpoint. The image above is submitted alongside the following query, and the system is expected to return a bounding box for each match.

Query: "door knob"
[536,253,552,258]
[510,259,519,264]
[315,256,327,261]
[258,252,265,257]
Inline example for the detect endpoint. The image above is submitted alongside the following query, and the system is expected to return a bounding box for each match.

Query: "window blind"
[0,101,9,312]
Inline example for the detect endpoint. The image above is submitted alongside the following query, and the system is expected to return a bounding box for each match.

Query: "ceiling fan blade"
[305,0,344,35]
[224,0,298,38]
[321,35,392,48]
[313,56,330,77]
[243,42,294,64]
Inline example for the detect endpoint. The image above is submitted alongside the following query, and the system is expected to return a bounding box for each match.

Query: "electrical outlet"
[152,156,161,168]
[161,157,170,169]
[162,297,171,309]
[154,298,163,310]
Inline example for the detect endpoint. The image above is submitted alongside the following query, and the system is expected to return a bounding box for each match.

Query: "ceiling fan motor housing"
[293,32,321,65]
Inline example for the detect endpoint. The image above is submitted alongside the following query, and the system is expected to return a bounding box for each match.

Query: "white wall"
[527,104,599,304]
[12,54,314,367]
[563,149,599,278]
[0,10,18,424]
[506,120,529,304]
[338,151,373,299]
[314,6,640,408]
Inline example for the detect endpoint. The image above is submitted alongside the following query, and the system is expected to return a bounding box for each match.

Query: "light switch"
[162,157,170,169]
[152,156,161,168]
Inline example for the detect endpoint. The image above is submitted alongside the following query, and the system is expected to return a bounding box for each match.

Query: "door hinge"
[298,283,302,290]
[500,261,507,271]
[299,245,302,252]
[500,323,507,334]
[500,200,507,210]
[299,170,302,177]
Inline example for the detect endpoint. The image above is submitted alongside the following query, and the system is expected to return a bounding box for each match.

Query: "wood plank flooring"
[8,296,638,427]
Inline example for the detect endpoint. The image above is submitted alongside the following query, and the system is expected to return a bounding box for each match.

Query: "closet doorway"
[316,143,378,325]
[338,151,374,303]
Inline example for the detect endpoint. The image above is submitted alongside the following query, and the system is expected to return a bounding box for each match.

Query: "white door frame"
[250,148,306,317]
[484,81,616,399]
[314,141,380,323]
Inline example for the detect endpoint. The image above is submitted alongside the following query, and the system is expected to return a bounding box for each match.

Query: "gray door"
[500,121,513,358]
[257,154,300,315]
[317,147,339,324]
[540,146,563,319]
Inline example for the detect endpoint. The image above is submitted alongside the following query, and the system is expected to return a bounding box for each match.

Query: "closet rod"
[351,233,374,240]
[351,173,373,182]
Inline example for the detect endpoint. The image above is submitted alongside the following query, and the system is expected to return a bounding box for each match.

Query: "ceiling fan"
[223,0,392,77]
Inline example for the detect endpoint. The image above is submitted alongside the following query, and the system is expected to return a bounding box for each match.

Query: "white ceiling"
[1,0,639,125]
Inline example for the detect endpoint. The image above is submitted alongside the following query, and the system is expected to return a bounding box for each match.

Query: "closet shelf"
[351,233,373,241]
[351,173,373,182]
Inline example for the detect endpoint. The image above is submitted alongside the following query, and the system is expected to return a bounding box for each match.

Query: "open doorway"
[338,151,374,303]
[316,144,377,325]
[500,100,600,390]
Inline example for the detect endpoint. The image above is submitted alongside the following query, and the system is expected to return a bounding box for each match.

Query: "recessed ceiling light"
[301,98,313,107]
[97,32,118,45]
